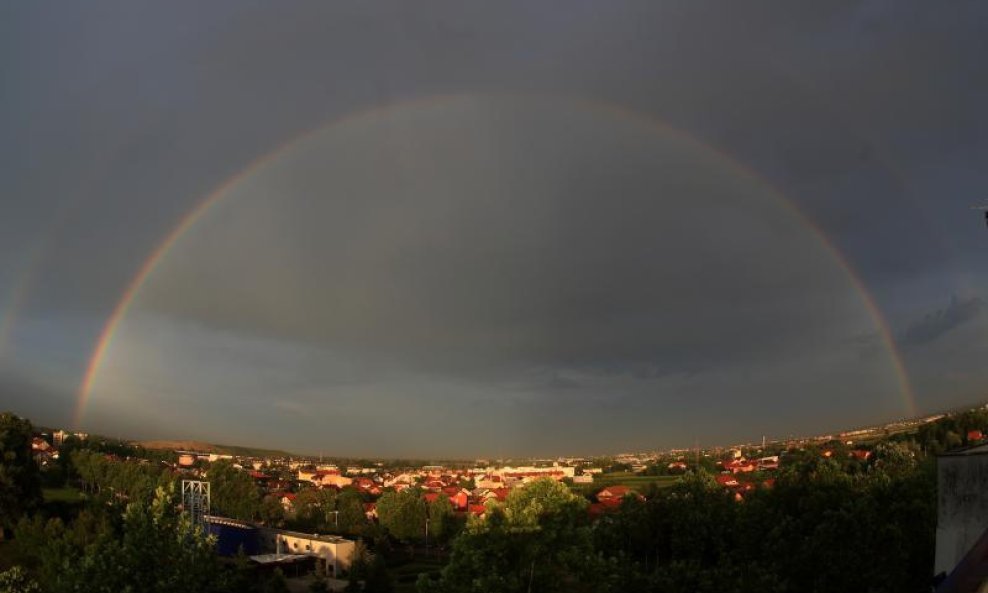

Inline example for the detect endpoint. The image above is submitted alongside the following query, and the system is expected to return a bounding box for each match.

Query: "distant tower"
[181,480,210,528]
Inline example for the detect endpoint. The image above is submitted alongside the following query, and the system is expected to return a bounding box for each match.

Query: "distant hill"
[135,439,295,458]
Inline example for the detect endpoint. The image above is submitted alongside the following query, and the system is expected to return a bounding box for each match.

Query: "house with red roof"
[850,449,873,462]
[715,474,740,488]
[422,492,443,504]
[722,459,757,474]
[439,487,470,510]
[596,485,642,506]
[476,474,504,489]
[597,485,631,499]
[274,492,296,512]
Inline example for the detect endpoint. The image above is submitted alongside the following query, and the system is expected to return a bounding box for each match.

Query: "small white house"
[258,528,355,578]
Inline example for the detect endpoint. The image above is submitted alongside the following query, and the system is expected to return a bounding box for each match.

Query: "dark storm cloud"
[903,296,983,347]
[134,97,872,376]
[1,0,986,453]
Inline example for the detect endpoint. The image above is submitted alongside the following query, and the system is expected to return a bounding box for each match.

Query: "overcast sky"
[1,1,986,458]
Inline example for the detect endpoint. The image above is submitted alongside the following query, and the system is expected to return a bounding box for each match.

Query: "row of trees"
[0,409,960,592]
[8,484,294,593]
[71,449,174,501]
[907,408,988,454]
[290,486,366,534]
[417,448,936,593]
[0,413,41,540]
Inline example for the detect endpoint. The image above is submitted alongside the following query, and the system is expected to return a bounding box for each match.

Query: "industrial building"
[257,527,355,579]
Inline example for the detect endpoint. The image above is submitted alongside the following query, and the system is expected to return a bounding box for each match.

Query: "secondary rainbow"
[73,92,917,428]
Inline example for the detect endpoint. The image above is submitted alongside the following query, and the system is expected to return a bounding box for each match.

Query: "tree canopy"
[0,413,41,538]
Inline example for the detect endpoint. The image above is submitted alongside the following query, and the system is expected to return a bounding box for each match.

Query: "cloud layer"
[1,1,986,455]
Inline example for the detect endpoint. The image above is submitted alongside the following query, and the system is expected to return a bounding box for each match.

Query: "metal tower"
[181,480,210,528]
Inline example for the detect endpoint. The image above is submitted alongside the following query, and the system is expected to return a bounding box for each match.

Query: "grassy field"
[391,558,446,592]
[568,473,681,497]
[42,486,86,522]
[43,486,84,503]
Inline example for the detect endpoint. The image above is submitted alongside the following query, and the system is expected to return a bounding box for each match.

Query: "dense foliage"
[1,410,976,592]
[420,479,599,593]
[377,490,427,541]
[421,450,937,593]
[0,414,41,539]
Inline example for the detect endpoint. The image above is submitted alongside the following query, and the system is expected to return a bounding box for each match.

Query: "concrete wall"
[936,452,988,576]
[258,528,355,578]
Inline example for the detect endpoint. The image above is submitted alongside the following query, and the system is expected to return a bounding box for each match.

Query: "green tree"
[377,491,427,542]
[290,487,342,532]
[424,479,599,593]
[337,489,368,534]
[260,495,286,526]
[208,459,262,520]
[43,483,225,593]
[0,413,41,539]
[0,567,41,593]
[262,568,290,593]
[427,496,455,544]
[347,544,393,593]
[872,441,918,477]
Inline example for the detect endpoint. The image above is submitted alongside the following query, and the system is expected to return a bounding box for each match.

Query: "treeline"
[39,434,176,488]
[419,448,936,593]
[0,409,972,593]
[900,408,988,454]
[0,413,296,593]
[10,485,295,593]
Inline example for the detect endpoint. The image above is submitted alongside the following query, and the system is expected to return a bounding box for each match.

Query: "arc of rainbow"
[73,92,917,428]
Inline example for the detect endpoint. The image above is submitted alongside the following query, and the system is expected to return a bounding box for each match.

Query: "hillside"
[135,439,294,458]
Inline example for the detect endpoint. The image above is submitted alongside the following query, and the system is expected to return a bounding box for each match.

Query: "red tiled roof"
[597,485,631,499]
[715,474,740,488]
[422,492,442,503]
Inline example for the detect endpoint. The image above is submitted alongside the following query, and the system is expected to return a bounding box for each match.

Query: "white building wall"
[258,528,355,578]
[935,451,988,576]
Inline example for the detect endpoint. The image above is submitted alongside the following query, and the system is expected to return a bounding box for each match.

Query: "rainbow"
[72,92,917,428]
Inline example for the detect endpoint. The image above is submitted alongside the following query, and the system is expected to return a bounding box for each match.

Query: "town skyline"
[12,394,973,461]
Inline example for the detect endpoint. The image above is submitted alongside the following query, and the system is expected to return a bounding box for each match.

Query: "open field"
[43,486,85,503]
[392,558,446,592]
[570,473,681,495]
[590,473,680,486]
